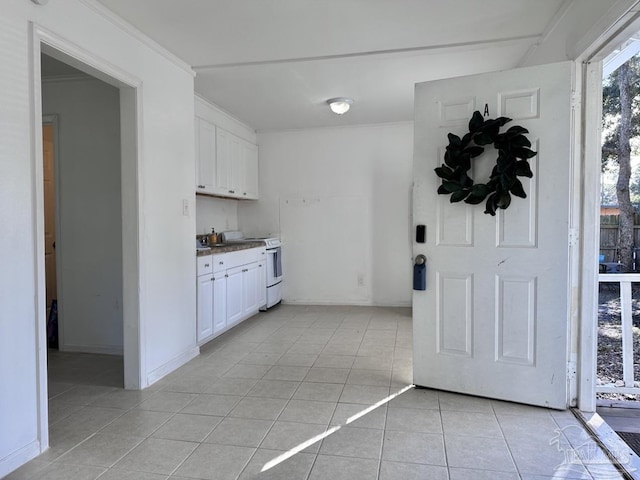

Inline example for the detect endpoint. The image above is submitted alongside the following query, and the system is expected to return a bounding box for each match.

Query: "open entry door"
[412,62,573,409]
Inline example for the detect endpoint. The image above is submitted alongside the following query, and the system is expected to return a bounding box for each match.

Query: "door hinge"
[571,91,581,109]
[568,228,578,247]
[567,361,577,380]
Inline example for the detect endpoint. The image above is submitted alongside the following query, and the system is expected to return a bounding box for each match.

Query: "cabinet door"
[195,117,216,193]
[242,142,259,199]
[215,127,232,195]
[197,274,214,342]
[216,127,242,197]
[232,140,245,197]
[226,266,244,325]
[243,262,260,314]
[213,272,227,334]
[257,260,267,309]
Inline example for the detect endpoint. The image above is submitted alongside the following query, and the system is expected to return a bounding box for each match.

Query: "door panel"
[412,61,572,409]
[436,273,473,357]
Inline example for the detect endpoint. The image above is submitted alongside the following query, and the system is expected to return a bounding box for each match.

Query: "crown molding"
[195,94,257,135]
[77,0,195,77]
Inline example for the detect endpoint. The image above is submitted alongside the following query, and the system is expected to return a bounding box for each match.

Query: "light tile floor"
[6,305,626,479]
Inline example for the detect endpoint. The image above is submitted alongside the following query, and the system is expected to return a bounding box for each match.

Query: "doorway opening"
[41,52,127,403]
[34,36,142,455]
[592,35,640,459]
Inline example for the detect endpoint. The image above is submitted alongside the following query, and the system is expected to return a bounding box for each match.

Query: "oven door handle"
[271,247,283,278]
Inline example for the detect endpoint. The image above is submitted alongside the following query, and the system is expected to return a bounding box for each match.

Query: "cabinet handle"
[198,185,205,189]
[225,274,228,278]
[219,261,224,265]
[258,264,262,268]
[243,192,247,196]
[229,190,235,194]
[204,263,210,267]
[211,277,214,282]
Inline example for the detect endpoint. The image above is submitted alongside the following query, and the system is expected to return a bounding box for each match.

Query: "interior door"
[43,123,57,317]
[412,62,573,409]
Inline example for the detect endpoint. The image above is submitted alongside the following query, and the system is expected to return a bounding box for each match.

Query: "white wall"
[196,196,238,234]
[1,0,197,475]
[42,76,123,354]
[238,123,413,306]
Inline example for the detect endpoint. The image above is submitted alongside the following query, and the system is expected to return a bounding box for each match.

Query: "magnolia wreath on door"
[434,110,536,216]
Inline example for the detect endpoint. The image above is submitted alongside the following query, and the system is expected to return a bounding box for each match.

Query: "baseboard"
[145,346,200,387]
[282,299,412,308]
[61,344,123,356]
[0,440,42,479]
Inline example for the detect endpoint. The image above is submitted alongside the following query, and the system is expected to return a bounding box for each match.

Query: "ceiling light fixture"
[327,97,353,115]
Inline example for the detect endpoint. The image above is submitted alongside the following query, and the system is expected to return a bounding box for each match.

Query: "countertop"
[196,241,264,257]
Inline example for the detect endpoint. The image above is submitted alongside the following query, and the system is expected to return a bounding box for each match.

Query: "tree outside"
[602,56,640,271]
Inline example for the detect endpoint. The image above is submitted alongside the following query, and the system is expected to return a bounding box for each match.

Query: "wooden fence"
[599,214,640,263]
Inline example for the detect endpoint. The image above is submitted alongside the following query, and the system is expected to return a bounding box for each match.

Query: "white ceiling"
[95,0,569,131]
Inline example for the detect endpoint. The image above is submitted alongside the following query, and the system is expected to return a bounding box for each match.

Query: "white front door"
[412,62,573,409]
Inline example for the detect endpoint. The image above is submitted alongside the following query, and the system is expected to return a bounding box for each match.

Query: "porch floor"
[598,403,640,435]
[6,305,626,479]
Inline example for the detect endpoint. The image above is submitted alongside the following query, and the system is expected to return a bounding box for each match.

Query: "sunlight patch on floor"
[261,384,415,472]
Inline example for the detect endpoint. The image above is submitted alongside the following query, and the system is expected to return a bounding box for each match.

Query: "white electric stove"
[221,231,282,310]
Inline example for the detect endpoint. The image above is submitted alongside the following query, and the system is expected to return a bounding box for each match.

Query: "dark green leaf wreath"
[434,110,536,216]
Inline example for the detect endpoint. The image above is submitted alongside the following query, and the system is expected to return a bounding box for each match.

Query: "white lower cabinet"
[196,273,214,341]
[197,247,266,345]
[196,256,214,343]
[257,261,267,309]
[212,271,227,334]
[243,262,260,314]
[225,266,244,326]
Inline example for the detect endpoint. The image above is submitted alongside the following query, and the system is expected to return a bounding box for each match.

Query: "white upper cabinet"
[195,117,216,194]
[215,126,259,199]
[242,142,259,200]
[194,96,259,200]
[215,127,241,196]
